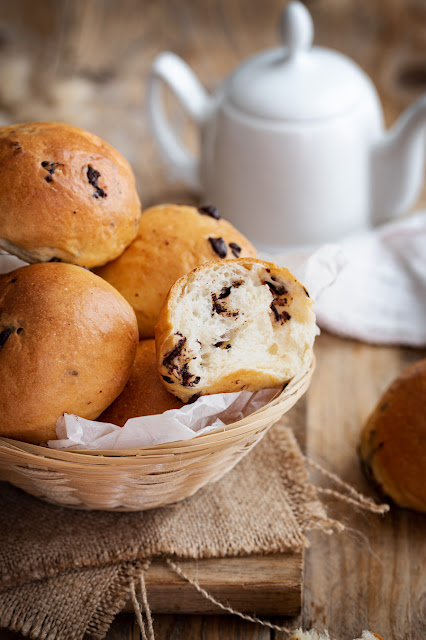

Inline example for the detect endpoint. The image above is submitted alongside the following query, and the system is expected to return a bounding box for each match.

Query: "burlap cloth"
[0,419,346,640]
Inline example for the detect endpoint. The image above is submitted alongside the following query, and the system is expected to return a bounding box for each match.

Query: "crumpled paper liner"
[48,387,279,449]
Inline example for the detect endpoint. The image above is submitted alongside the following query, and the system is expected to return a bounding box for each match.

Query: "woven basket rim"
[0,356,315,461]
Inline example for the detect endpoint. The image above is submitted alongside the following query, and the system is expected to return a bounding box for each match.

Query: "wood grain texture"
[275,334,426,640]
[122,554,303,616]
[106,614,271,640]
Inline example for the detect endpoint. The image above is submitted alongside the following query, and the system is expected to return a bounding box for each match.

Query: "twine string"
[166,558,293,634]
[140,571,154,639]
[130,563,154,640]
[305,456,389,514]
[129,580,148,640]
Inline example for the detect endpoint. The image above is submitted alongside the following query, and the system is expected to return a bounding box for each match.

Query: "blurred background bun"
[0,262,138,443]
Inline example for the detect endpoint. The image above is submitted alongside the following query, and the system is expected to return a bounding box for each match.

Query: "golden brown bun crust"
[0,263,138,443]
[359,359,426,513]
[95,204,257,338]
[99,340,183,426]
[0,122,141,267]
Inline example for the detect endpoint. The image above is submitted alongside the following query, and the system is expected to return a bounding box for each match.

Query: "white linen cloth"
[262,211,426,347]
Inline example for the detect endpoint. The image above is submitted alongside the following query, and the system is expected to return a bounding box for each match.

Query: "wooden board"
[123,553,303,616]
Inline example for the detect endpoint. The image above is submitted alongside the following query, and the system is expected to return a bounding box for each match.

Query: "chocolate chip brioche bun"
[0,262,138,443]
[95,204,257,339]
[155,258,316,403]
[0,122,141,267]
[359,359,426,513]
[99,340,183,426]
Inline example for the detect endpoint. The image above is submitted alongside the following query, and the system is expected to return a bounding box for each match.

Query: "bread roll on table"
[359,359,426,513]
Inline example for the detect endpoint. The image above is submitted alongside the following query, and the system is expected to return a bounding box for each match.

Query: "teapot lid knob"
[280,1,314,56]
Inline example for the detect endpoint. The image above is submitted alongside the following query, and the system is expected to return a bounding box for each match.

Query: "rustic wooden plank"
[122,553,303,616]
[105,614,271,640]
[275,333,426,640]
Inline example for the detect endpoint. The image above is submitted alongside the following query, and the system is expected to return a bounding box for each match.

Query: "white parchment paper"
[47,388,280,450]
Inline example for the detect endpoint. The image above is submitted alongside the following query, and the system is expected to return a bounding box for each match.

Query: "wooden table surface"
[0,1,425,638]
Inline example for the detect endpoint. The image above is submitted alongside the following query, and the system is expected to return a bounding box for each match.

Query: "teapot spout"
[371,94,426,226]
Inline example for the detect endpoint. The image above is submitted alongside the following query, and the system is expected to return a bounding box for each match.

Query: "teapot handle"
[147,52,211,192]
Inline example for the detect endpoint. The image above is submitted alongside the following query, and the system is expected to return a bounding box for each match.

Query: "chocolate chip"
[16,328,23,335]
[181,364,191,385]
[87,165,107,199]
[163,336,186,368]
[270,301,291,324]
[213,301,227,314]
[212,293,227,314]
[12,141,22,152]
[188,392,201,404]
[265,280,288,296]
[41,161,59,183]
[214,342,231,349]
[216,281,242,300]
[198,205,221,220]
[273,297,288,306]
[48,257,62,262]
[0,327,12,346]
[270,301,280,322]
[303,286,310,298]
[208,237,227,259]
[162,375,174,384]
[180,363,201,388]
[218,286,231,299]
[10,278,16,283]
[68,370,78,376]
[229,242,241,258]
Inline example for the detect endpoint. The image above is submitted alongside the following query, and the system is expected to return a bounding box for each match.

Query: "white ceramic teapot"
[147,1,426,249]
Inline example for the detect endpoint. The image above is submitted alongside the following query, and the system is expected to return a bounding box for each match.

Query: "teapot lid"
[225,1,376,121]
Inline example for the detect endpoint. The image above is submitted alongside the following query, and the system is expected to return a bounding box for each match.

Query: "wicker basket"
[0,358,314,511]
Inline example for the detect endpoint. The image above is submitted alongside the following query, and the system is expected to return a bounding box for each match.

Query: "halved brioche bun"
[155,258,316,403]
